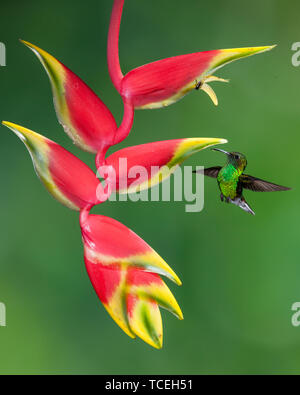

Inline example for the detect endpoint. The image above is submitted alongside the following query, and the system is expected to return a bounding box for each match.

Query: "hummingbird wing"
[240,174,291,192]
[193,166,221,178]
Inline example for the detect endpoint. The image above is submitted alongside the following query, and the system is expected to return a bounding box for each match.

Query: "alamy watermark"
[96,162,205,213]
[0,42,6,67]
[291,42,300,67]
[291,302,300,327]
[0,302,6,327]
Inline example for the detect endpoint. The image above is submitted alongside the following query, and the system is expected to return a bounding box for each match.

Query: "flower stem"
[107,0,125,92]
[114,101,134,145]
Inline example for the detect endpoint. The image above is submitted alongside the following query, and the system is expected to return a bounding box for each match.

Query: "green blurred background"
[0,0,299,374]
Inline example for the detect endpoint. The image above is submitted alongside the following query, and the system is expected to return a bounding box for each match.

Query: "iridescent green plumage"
[217,151,247,200]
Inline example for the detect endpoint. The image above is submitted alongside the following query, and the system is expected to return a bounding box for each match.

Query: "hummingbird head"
[212,149,247,171]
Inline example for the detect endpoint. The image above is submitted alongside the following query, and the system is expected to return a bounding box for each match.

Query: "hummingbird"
[194,149,290,215]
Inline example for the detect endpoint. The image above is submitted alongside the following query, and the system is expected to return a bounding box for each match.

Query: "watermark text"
[291,42,300,67]
[0,302,6,327]
[0,42,6,67]
[96,161,204,213]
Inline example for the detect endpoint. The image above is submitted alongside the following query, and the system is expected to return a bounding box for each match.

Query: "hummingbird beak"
[212,148,230,156]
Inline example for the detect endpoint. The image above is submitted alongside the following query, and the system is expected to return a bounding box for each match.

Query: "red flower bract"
[2,122,104,210]
[21,40,118,154]
[80,208,183,348]
[104,137,227,194]
[108,0,275,109]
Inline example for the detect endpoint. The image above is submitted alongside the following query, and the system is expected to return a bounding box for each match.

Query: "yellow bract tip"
[2,121,29,137]
[2,121,39,138]
[19,39,65,87]
[208,45,276,76]
[20,39,40,53]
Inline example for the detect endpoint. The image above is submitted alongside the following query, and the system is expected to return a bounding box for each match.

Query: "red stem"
[79,204,93,228]
[114,101,134,145]
[95,101,134,169]
[107,0,125,92]
[95,145,108,171]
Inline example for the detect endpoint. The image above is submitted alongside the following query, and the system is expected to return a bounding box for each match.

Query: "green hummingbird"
[194,149,290,215]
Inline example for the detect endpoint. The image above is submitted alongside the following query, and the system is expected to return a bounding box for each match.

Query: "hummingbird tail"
[230,197,255,216]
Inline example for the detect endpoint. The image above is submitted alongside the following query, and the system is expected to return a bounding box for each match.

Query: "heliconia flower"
[104,137,227,194]
[2,122,105,210]
[20,40,118,154]
[108,0,275,108]
[80,208,183,348]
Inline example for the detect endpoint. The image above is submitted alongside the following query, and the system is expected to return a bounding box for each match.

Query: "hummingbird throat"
[195,75,229,106]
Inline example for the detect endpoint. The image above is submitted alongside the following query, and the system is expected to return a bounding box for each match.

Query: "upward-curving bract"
[20,40,118,154]
[104,137,227,194]
[2,121,104,210]
[80,207,183,348]
[108,0,275,108]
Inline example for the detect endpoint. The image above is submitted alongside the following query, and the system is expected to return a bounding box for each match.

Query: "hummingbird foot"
[229,197,255,215]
